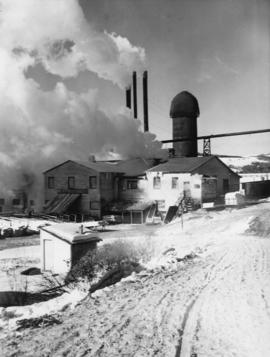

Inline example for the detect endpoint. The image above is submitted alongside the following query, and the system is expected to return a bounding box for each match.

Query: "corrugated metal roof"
[147,156,213,173]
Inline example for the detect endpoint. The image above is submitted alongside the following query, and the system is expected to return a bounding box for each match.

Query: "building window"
[12,198,20,205]
[48,176,55,189]
[90,201,100,210]
[68,176,75,189]
[89,176,97,189]
[0,198,5,205]
[171,177,179,189]
[0,206,2,213]
[194,184,200,189]
[153,176,161,189]
[127,180,138,190]
[29,200,35,206]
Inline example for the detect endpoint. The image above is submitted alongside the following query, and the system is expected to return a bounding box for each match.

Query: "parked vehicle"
[102,215,122,225]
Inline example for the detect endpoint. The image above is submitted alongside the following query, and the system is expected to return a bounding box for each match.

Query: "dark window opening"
[171,177,179,189]
[223,179,229,193]
[48,176,55,189]
[68,176,75,189]
[183,181,191,198]
[89,176,97,189]
[127,180,138,190]
[30,200,35,206]
[153,176,161,189]
[0,207,2,213]
[12,199,20,205]
[90,201,100,210]
[0,198,5,205]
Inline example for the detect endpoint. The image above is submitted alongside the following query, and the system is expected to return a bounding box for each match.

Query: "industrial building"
[43,157,156,220]
[0,189,35,215]
[145,156,239,213]
[42,89,242,222]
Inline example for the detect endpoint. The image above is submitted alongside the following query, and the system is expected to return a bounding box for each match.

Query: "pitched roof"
[147,156,213,173]
[44,158,155,176]
[43,160,121,174]
[75,160,120,173]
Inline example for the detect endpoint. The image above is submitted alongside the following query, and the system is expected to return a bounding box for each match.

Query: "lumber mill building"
[43,155,239,223]
[42,90,241,223]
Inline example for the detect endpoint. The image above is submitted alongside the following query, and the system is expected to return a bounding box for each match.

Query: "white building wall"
[41,230,71,274]
[139,172,202,211]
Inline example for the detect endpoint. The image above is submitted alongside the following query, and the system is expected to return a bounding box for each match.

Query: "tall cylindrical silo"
[170,91,200,157]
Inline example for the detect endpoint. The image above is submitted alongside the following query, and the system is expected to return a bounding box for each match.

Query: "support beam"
[203,138,211,156]
[161,128,270,144]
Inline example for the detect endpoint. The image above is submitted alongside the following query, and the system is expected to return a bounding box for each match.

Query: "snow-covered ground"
[1,202,270,356]
[220,154,270,173]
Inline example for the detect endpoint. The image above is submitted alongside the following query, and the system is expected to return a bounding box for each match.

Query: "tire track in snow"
[178,237,270,357]
[176,241,243,357]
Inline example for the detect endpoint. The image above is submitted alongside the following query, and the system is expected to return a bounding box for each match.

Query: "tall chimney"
[126,86,132,109]
[143,71,149,132]
[132,71,137,119]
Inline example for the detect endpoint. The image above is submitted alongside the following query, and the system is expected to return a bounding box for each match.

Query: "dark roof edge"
[190,156,240,177]
[43,160,100,174]
[43,160,73,174]
[189,156,214,173]
[147,156,212,173]
[213,156,241,177]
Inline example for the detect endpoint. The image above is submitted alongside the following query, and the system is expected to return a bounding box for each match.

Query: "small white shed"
[40,223,102,275]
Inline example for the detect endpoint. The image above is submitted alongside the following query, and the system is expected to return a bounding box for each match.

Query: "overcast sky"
[29,0,270,156]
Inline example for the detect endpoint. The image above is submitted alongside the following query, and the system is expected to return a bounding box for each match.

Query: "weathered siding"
[195,157,239,195]
[118,178,145,202]
[99,173,116,203]
[201,178,217,202]
[44,161,101,216]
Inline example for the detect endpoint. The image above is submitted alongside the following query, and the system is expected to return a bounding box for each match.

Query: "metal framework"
[161,128,270,156]
[203,138,211,156]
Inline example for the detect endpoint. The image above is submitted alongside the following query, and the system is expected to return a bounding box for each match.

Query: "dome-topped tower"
[170,91,199,157]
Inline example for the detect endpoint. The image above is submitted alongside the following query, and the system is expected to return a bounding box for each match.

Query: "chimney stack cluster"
[125,71,149,132]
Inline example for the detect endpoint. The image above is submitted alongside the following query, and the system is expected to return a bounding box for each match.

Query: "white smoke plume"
[0,0,165,204]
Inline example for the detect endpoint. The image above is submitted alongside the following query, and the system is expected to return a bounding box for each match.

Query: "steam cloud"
[0,0,165,203]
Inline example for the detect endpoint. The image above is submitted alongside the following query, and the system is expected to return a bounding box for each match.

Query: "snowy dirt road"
[1,203,270,357]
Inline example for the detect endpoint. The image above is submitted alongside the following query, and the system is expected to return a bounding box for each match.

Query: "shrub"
[65,240,143,286]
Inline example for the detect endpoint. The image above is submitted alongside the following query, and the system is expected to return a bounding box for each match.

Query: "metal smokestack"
[143,71,149,132]
[126,86,132,109]
[132,71,137,119]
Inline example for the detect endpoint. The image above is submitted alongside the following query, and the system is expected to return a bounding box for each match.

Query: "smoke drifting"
[0,0,165,200]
